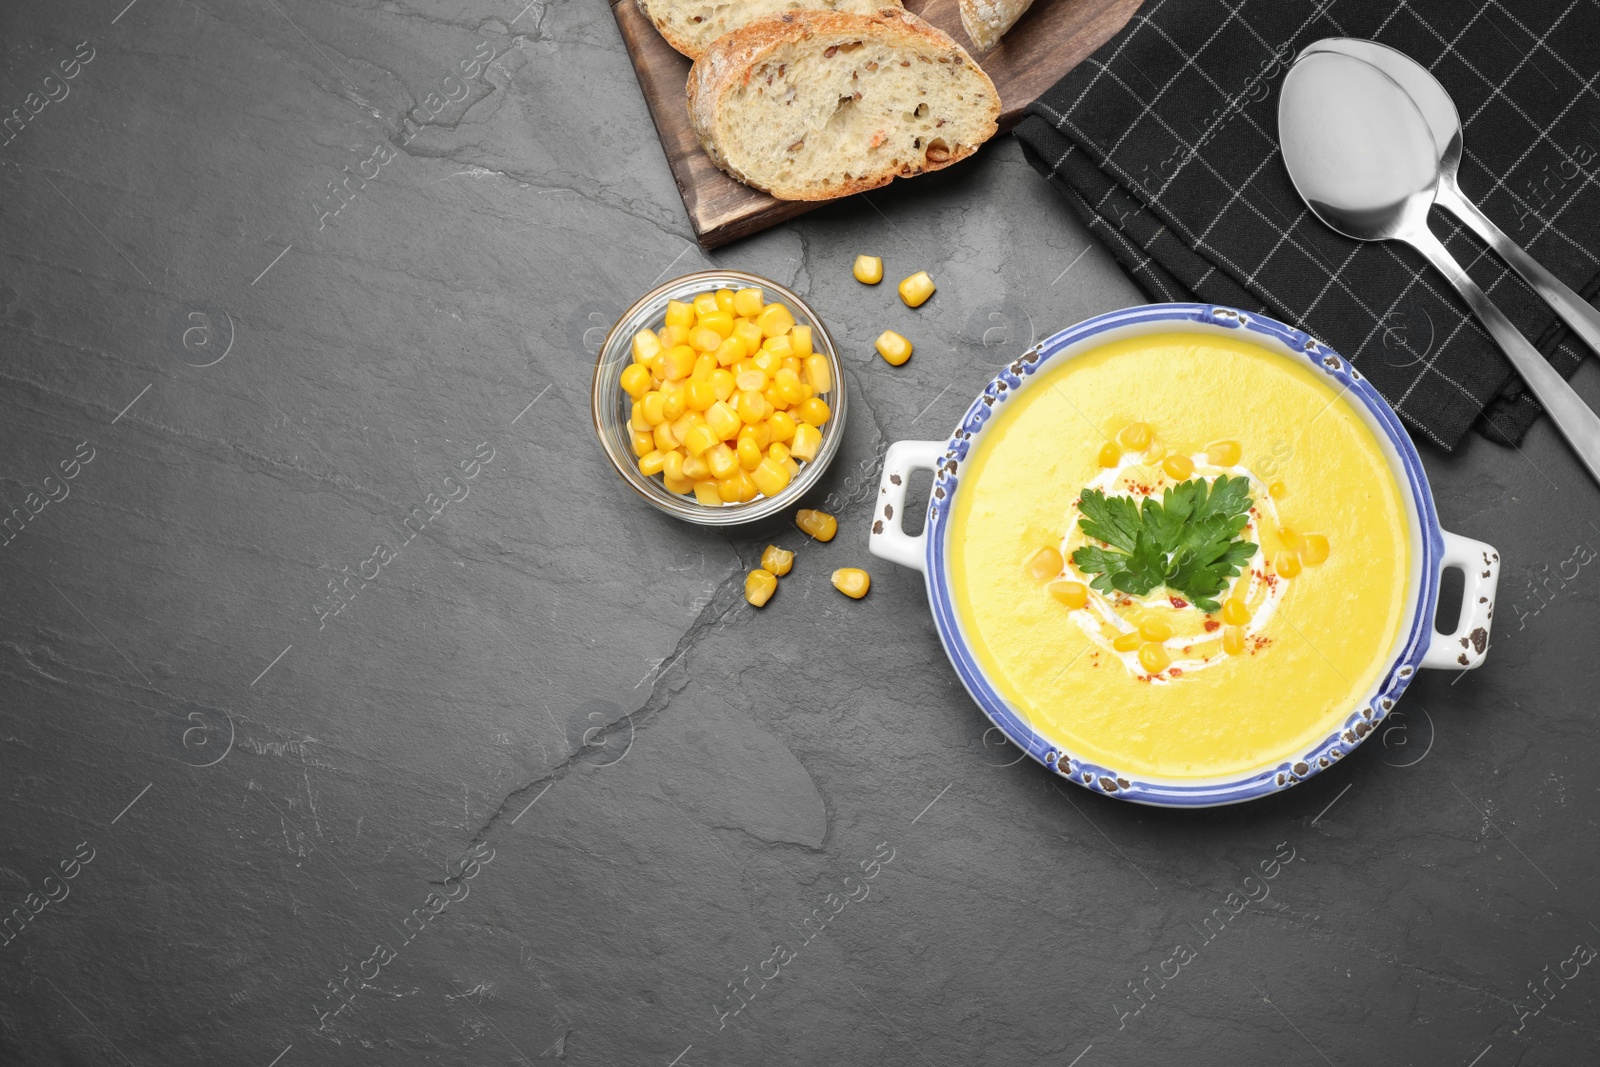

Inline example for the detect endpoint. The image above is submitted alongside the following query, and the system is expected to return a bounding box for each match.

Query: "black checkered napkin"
[1015,0,1600,449]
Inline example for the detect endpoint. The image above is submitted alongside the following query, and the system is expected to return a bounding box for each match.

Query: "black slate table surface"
[2,2,1598,1065]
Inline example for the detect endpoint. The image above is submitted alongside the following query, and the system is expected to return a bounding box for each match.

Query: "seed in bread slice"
[636,0,903,61]
[687,9,1001,202]
[958,0,1035,52]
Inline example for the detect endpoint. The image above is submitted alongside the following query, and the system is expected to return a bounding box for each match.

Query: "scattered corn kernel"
[1277,528,1303,552]
[1116,421,1153,451]
[1268,481,1288,500]
[1098,441,1122,467]
[1206,439,1242,467]
[752,457,792,496]
[796,508,837,542]
[762,545,794,577]
[898,270,935,308]
[791,423,822,461]
[1112,630,1143,653]
[1138,642,1172,674]
[832,568,871,599]
[1273,550,1303,578]
[875,330,913,366]
[1048,579,1088,608]
[620,363,652,399]
[745,569,778,607]
[1220,598,1251,626]
[853,255,884,285]
[1025,546,1063,582]
[1138,619,1173,642]
[1162,453,1195,480]
[804,354,833,394]
[1300,534,1329,565]
[1223,626,1247,655]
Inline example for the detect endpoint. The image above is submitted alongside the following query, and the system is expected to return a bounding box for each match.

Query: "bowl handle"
[1420,530,1500,670]
[867,440,945,573]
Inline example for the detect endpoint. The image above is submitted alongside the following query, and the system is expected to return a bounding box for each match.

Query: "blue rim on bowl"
[590,270,847,526]
[868,303,1501,807]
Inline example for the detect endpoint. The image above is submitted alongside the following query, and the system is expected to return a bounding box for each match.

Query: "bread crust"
[686,8,1000,201]
[636,0,904,61]
[957,0,1035,52]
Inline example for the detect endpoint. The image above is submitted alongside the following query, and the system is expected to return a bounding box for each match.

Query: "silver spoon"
[1279,51,1600,483]
[1299,37,1600,360]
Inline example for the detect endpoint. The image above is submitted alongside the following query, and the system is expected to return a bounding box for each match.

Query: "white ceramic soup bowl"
[868,303,1500,807]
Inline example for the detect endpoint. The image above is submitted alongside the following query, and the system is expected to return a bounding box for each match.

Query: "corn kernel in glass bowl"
[593,272,845,526]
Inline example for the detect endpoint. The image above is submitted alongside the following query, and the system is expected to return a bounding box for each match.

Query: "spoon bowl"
[1278,51,1439,244]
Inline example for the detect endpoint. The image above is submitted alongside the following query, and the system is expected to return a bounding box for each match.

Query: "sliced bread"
[636,0,903,61]
[687,9,1001,201]
[958,0,1035,52]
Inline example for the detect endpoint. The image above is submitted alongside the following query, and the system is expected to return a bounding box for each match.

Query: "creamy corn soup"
[948,332,1411,780]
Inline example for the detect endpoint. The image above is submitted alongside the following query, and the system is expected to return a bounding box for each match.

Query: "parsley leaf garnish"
[1070,475,1257,613]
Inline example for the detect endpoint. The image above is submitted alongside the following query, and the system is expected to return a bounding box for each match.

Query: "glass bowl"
[591,270,847,526]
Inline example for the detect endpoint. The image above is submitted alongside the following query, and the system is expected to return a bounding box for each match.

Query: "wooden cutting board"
[612,0,1142,249]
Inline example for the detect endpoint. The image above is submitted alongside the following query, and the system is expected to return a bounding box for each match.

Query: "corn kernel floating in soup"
[947,333,1410,781]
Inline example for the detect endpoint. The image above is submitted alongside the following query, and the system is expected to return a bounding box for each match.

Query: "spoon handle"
[1406,223,1600,485]
[1436,179,1600,358]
